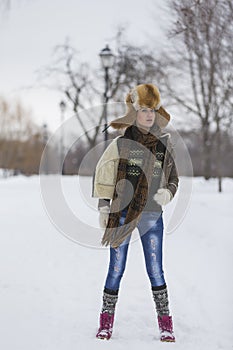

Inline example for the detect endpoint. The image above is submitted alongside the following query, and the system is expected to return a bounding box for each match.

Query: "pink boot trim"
[96,312,114,340]
[158,315,176,342]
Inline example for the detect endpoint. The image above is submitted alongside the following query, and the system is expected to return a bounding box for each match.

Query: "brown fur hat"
[110,84,170,129]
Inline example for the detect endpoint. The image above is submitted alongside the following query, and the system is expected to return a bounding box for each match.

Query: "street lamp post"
[99,45,114,142]
[59,100,66,175]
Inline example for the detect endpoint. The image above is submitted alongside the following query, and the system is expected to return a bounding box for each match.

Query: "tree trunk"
[218,176,222,193]
[215,121,222,193]
[202,125,211,180]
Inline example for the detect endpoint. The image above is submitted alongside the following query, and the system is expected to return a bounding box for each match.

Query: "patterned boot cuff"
[102,291,118,315]
[152,286,170,316]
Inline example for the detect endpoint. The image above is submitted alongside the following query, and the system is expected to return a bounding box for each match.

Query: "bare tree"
[37,40,97,144]
[99,28,162,100]
[0,97,42,175]
[38,29,161,148]
[38,39,110,148]
[154,0,233,189]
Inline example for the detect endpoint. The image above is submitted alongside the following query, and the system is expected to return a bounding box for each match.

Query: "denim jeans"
[104,210,165,291]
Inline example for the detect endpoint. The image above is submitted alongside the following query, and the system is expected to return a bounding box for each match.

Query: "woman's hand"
[153,189,172,206]
[99,206,110,228]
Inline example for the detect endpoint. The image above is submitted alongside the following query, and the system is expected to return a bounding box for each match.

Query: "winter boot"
[158,315,175,342]
[96,312,115,340]
[96,289,118,340]
[152,284,176,342]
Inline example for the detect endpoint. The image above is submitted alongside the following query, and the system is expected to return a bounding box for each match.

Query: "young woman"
[93,84,179,342]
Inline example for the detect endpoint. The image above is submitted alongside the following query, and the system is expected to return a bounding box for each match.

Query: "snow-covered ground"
[0,175,232,350]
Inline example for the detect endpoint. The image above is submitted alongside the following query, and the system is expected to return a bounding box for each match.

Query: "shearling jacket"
[93,133,179,203]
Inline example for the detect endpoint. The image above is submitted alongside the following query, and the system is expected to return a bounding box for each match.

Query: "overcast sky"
[0,0,170,131]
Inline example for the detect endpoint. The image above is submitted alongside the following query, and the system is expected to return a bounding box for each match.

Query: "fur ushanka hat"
[110,84,170,129]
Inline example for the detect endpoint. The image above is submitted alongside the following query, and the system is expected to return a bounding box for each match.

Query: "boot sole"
[96,336,111,340]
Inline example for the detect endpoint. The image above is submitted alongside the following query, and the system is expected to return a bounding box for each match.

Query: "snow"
[0,175,232,350]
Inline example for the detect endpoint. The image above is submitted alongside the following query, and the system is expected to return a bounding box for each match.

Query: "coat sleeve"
[167,147,179,198]
[92,137,120,199]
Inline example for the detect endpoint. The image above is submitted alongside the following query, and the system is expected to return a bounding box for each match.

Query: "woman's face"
[136,107,156,129]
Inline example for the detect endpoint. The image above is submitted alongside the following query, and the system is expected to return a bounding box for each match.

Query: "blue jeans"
[104,210,165,291]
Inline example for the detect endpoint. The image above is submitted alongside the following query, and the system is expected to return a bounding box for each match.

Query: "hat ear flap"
[125,92,132,104]
[110,107,137,129]
[110,92,137,129]
[155,106,170,128]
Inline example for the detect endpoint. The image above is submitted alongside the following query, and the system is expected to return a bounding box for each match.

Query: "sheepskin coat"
[93,132,179,201]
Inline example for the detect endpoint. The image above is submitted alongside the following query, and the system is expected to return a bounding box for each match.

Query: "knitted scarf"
[101,124,159,248]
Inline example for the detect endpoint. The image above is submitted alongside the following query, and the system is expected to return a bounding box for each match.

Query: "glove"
[153,189,172,206]
[99,206,110,228]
